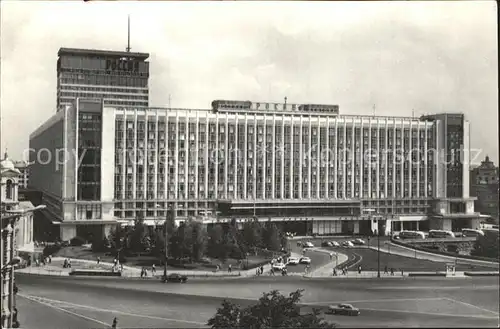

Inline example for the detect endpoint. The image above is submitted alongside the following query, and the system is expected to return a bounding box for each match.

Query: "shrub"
[92,237,110,252]
[70,236,86,247]
[42,244,61,257]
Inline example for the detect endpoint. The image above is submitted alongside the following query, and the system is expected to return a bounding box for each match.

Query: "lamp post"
[2,205,46,328]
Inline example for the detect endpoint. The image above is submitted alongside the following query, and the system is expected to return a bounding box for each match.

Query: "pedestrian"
[140,268,144,278]
[113,258,117,266]
[48,255,52,264]
[152,264,156,275]
[63,259,68,268]
[228,264,232,273]
[270,268,275,276]
[216,264,220,272]
[333,268,337,276]
[256,268,260,276]
[384,265,388,274]
[358,265,362,274]
[97,257,100,265]
[401,269,404,277]
[120,263,124,272]
[112,317,118,328]
[260,266,264,275]
[390,267,394,276]
[68,259,71,268]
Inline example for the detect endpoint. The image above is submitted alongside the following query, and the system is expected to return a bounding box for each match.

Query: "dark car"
[321,241,333,247]
[162,273,188,283]
[327,303,360,316]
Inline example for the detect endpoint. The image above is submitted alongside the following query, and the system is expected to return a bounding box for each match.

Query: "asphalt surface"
[16,273,500,328]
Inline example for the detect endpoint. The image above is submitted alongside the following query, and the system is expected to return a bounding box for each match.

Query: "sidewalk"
[307,248,349,277]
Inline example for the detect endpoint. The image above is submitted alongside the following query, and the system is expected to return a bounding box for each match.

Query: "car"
[299,257,311,264]
[287,257,300,265]
[162,273,188,283]
[330,241,340,247]
[297,241,302,247]
[272,263,286,271]
[321,241,333,247]
[327,303,360,316]
[342,241,354,248]
[352,238,366,245]
[303,241,314,248]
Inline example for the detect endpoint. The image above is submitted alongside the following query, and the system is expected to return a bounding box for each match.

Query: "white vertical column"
[144,113,148,202]
[185,115,189,202]
[299,117,303,198]
[351,118,355,198]
[195,112,199,200]
[342,119,347,199]
[368,118,372,199]
[154,110,159,202]
[205,112,209,200]
[234,115,238,199]
[133,110,138,200]
[214,113,219,199]
[244,114,248,199]
[392,120,396,198]
[400,120,404,198]
[316,116,321,198]
[409,120,412,199]
[416,123,420,198]
[272,114,276,199]
[253,114,257,201]
[384,118,388,199]
[225,112,229,199]
[263,116,267,199]
[174,112,179,200]
[308,116,312,199]
[325,117,330,199]
[280,115,285,199]
[290,116,294,199]
[121,113,126,200]
[376,118,380,199]
[360,119,364,199]
[164,113,168,201]
[334,119,338,199]
[424,124,428,198]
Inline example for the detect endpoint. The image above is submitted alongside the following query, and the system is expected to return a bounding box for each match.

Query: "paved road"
[16,273,499,328]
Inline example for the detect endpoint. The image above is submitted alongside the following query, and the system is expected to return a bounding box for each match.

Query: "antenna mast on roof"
[126,15,131,52]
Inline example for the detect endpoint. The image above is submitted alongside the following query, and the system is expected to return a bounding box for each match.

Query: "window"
[6,180,13,199]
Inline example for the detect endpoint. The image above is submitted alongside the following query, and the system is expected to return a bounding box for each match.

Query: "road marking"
[20,294,207,325]
[442,297,500,316]
[307,297,444,305]
[358,307,499,319]
[21,295,111,327]
[369,285,498,290]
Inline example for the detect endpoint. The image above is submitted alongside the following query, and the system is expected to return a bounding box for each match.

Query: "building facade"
[13,161,29,189]
[470,156,499,221]
[1,154,35,255]
[57,48,150,111]
[29,98,481,240]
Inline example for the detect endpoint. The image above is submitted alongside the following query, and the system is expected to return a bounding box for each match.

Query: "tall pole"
[126,15,131,52]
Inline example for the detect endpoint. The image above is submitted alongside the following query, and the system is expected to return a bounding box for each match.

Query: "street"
[16,273,499,328]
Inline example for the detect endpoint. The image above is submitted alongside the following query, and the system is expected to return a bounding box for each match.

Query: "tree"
[191,221,208,261]
[129,212,151,252]
[262,221,282,252]
[207,224,227,260]
[207,289,335,329]
[241,220,263,250]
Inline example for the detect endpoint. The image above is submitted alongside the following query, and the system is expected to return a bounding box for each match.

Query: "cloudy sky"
[1,1,497,164]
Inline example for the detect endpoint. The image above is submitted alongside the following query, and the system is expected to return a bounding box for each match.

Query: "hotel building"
[29,98,481,241]
[56,48,150,111]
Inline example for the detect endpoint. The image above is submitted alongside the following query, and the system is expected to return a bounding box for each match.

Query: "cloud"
[1,1,497,163]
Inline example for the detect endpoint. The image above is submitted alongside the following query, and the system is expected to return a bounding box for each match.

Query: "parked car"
[321,241,333,247]
[299,257,311,264]
[303,241,314,248]
[352,238,366,245]
[162,273,188,283]
[272,263,286,271]
[342,241,354,248]
[327,303,360,316]
[330,241,340,247]
[287,257,300,265]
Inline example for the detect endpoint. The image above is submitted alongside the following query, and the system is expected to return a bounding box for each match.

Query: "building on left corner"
[1,153,35,256]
